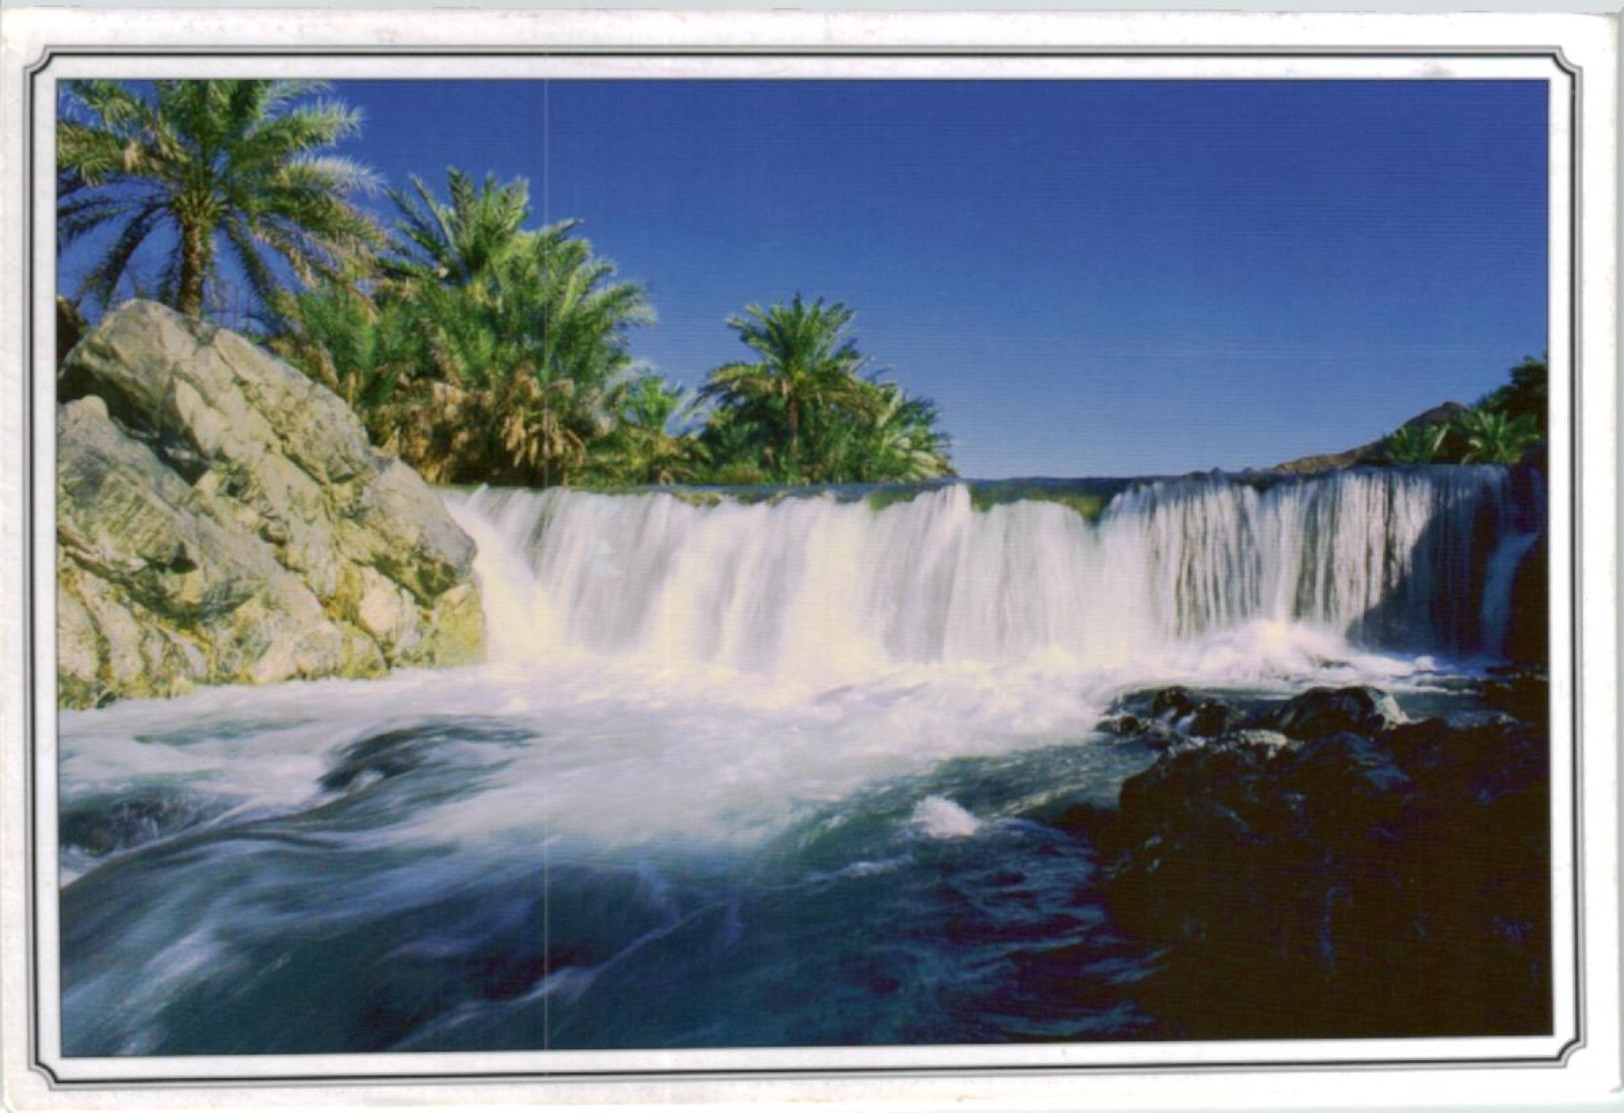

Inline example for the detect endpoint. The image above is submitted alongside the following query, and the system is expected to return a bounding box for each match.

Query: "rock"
[1270,401,1470,474]
[1505,532,1548,666]
[319,717,534,794]
[57,296,88,378]
[1101,681,1550,1039]
[1479,670,1549,729]
[1043,800,1122,845]
[1267,685,1405,740]
[1227,728,1293,751]
[56,302,484,708]
[60,785,237,860]
[1104,687,1245,740]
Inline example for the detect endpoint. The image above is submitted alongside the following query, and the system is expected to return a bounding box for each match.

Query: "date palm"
[849,383,955,481]
[57,79,382,323]
[1379,422,1449,465]
[1456,409,1541,465]
[594,375,707,485]
[294,168,654,487]
[701,295,876,471]
[384,168,531,296]
[514,220,656,391]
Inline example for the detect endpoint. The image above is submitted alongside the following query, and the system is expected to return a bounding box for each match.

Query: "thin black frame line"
[20,47,1582,66]
[24,1050,1597,1092]
[22,47,1585,1088]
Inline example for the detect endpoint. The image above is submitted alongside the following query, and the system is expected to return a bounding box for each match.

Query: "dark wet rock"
[1227,728,1294,751]
[1101,682,1550,1039]
[321,717,534,793]
[1504,531,1548,666]
[1103,688,1246,742]
[1267,685,1405,740]
[1503,446,1548,666]
[1127,720,1183,752]
[1441,707,1522,730]
[1097,714,1142,737]
[1286,731,1410,805]
[60,785,237,859]
[1045,800,1121,844]
[1479,670,1550,731]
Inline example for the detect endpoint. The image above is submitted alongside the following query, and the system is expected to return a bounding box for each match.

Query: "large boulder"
[57,301,484,708]
[1266,685,1406,740]
[1101,683,1550,1039]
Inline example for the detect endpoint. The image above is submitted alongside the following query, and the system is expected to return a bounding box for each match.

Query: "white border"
[1,9,1617,1111]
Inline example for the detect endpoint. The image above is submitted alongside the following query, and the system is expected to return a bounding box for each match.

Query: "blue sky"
[63,79,1550,478]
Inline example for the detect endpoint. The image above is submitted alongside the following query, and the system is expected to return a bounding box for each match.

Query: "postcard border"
[17,40,1590,1091]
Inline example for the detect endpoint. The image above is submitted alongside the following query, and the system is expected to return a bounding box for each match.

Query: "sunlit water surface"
[58,474,1529,1053]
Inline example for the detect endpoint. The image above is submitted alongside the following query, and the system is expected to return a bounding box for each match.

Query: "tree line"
[56,78,955,489]
[1377,356,1546,466]
[56,78,1546,486]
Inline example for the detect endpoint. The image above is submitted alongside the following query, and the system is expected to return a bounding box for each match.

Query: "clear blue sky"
[68,79,1552,478]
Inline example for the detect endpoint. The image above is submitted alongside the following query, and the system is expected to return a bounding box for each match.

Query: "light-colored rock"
[56,301,484,708]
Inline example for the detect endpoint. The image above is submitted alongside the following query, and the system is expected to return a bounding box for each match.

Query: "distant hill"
[1270,402,1469,474]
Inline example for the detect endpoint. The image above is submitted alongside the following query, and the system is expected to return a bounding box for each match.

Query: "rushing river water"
[58,468,1538,1054]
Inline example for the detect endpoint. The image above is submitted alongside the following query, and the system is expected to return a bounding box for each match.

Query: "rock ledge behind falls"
[57,300,484,708]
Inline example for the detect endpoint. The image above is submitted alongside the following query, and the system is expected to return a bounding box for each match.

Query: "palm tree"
[384,168,531,295]
[514,220,655,389]
[701,295,877,474]
[1456,409,1541,465]
[1379,422,1449,465]
[591,375,707,486]
[1477,354,1548,433]
[273,282,414,414]
[57,79,384,325]
[285,168,655,487]
[847,382,956,481]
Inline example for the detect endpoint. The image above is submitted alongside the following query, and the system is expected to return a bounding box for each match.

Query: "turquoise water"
[57,471,1529,1054]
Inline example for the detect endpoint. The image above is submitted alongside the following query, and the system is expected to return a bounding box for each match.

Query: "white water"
[1480,531,1540,656]
[61,469,1524,871]
[448,468,1515,678]
[56,468,1544,1056]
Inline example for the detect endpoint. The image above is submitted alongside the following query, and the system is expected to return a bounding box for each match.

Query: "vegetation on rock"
[59,79,954,490]
[1374,355,1547,466]
[56,302,483,708]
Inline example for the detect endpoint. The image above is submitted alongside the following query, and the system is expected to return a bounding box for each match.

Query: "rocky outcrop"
[1505,445,1549,666]
[1270,402,1470,474]
[1089,681,1550,1038]
[57,301,483,708]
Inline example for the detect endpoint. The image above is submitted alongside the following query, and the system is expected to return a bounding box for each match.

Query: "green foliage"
[966,483,1115,522]
[58,79,383,324]
[1477,354,1547,431]
[385,169,530,291]
[864,487,931,512]
[57,84,953,491]
[824,383,956,483]
[283,168,655,486]
[586,375,708,486]
[272,284,413,415]
[1379,422,1450,465]
[1372,354,1547,470]
[1455,409,1542,465]
[698,295,954,485]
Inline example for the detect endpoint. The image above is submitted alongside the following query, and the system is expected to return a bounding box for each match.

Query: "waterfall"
[445,467,1522,675]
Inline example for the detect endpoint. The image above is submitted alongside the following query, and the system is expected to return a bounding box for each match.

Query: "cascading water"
[448,466,1519,675]
[56,466,1539,1055]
